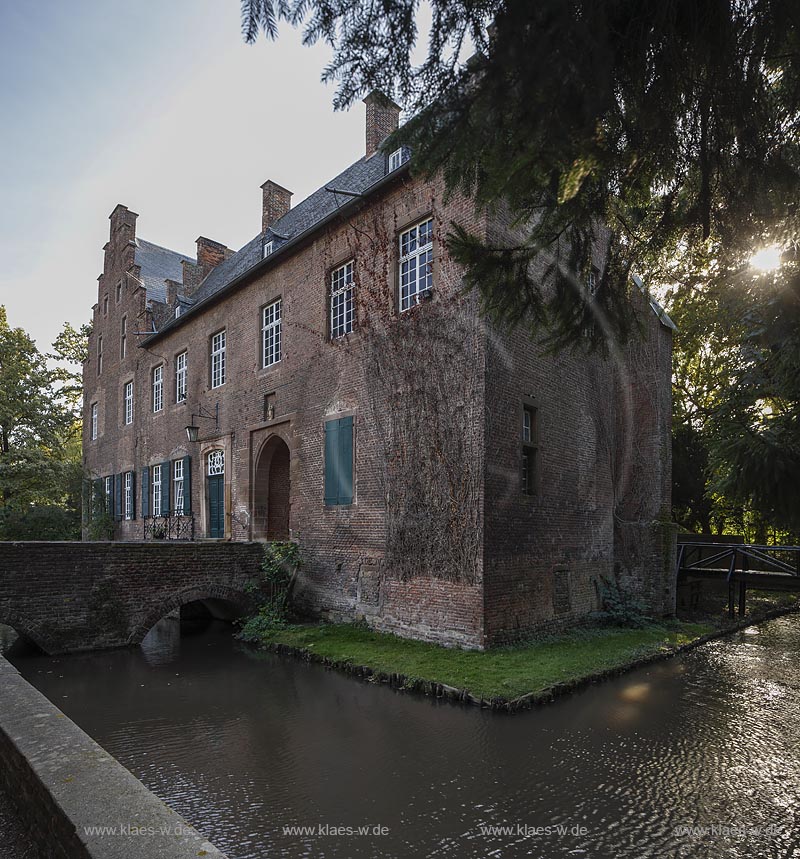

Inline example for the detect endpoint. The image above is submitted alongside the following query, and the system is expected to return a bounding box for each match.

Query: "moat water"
[5,615,800,858]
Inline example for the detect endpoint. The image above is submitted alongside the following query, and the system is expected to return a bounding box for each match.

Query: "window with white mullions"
[399,217,433,311]
[152,365,163,412]
[211,330,226,388]
[175,351,187,403]
[262,299,282,368]
[123,381,133,425]
[330,261,354,339]
[173,459,184,515]
[124,471,133,520]
[152,464,162,517]
[90,402,98,440]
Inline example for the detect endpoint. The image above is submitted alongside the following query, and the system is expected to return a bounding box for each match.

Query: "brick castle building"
[82,94,676,648]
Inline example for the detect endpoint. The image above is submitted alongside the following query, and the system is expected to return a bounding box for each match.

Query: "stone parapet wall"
[0,655,226,858]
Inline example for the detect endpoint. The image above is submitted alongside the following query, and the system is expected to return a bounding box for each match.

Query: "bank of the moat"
[8,609,800,859]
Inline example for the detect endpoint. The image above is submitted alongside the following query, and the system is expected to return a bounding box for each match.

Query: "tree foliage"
[0,307,86,539]
[242,0,800,350]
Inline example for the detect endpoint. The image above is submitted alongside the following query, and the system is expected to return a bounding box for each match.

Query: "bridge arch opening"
[132,587,250,649]
[0,619,47,656]
[253,435,291,540]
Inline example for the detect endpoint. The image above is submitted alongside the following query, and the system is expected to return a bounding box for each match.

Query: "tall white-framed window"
[123,381,133,425]
[263,241,274,258]
[152,464,162,517]
[105,476,113,514]
[261,299,281,368]
[399,217,433,312]
[120,315,127,358]
[207,449,224,476]
[90,403,98,440]
[97,335,103,376]
[211,330,226,388]
[175,351,187,403]
[173,459,185,515]
[152,365,163,412]
[330,261,354,339]
[124,471,133,520]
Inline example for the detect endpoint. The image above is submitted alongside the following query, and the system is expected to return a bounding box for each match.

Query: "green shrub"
[593,570,651,628]
[238,541,301,641]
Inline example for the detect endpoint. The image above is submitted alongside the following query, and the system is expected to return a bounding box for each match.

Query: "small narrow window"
[522,405,538,496]
[120,315,127,359]
[105,476,113,515]
[124,471,133,520]
[124,381,133,425]
[103,295,108,316]
[175,305,182,319]
[116,281,122,303]
[263,241,274,258]
[173,459,184,515]
[211,330,226,388]
[399,217,434,311]
[388,148,404,172]
[175,351,187,403]
[97,335,103,376]
[152,464,162,517]
[152,365,163,412]
[261,299,282,368]
[90,403,98,440]
[587,266,599,297]
[330,261,354,339]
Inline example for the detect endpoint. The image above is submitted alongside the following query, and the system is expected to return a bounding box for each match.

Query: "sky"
[0,0,369,351]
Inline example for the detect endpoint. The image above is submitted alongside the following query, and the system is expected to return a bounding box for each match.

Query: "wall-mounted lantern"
[186,403,219,442]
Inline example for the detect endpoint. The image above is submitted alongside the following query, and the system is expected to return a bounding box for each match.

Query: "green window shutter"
[130,471,137,520]
[161,461,171,515]
[338,416,353,504]
[324,419,340,505]
[140,467,150,518]
[324,417,354,505]
[115,473,123,521]
[182,455,192,513]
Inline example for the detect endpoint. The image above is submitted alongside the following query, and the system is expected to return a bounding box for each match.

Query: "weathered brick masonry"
[81,95,675,649]
[0,541,262,653]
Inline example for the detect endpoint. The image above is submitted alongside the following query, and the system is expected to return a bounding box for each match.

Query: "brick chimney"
[363,91,401,157]
[261,181,292,233]
[196,236,230,273]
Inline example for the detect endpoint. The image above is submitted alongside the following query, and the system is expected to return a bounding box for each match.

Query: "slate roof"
[189,153,390,308]
[134,238,195,304]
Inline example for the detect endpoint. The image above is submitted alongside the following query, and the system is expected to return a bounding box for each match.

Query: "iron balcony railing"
[142,513,195,541]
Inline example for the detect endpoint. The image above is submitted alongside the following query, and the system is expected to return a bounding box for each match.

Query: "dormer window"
[175,305,182,319]
[389,148,404,172]
[263,241,274,259]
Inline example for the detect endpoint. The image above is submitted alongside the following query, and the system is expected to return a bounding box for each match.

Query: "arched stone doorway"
[253,436,290,539]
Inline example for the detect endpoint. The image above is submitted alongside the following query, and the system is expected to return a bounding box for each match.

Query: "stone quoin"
[81,93,676,649]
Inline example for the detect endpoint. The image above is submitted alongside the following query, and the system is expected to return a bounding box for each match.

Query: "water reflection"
[10,616,800,858]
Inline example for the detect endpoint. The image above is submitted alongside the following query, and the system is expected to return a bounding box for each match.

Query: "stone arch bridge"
[0,541,264,654]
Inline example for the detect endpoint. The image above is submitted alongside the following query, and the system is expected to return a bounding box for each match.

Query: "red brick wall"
[83,174,489,648]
